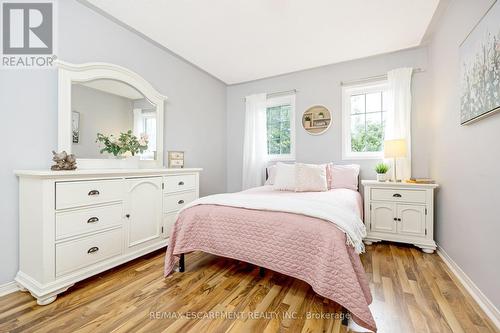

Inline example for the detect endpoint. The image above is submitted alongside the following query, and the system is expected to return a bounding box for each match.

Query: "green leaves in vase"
[96,130,148,157]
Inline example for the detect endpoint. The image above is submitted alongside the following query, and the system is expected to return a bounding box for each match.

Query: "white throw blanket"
[180,191,367,253]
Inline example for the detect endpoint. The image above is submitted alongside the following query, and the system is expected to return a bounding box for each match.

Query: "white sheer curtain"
[385,68,413,180]
[242,93,268,190]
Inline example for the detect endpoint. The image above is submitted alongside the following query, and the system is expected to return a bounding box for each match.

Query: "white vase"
[376,173,387,182]
[119,155,140,169]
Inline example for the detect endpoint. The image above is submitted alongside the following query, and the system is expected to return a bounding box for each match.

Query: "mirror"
[302,105,332,135]
[57,61,167,169]
[71,79,157,160]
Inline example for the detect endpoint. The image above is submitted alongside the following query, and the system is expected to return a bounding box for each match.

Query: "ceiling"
[85,0,440,84]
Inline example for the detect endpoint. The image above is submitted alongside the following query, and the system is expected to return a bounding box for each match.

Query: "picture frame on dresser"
[361,180,439,253]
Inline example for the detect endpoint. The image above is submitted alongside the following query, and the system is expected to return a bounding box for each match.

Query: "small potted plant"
[318,112,325,119]
[375,162,390,182]
[304,115,311,128]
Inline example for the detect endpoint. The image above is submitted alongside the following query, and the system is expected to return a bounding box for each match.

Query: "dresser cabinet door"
[125,177,163,249]
[371,202,397,233]
[397,204,426,236]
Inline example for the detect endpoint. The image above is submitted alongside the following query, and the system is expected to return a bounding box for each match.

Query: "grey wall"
[226,47,433,192]
[0,0,226,284]
[428,0,500,308]
[72,84,134,159]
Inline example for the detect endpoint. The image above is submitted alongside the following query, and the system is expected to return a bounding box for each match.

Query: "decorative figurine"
[51,151,77,171]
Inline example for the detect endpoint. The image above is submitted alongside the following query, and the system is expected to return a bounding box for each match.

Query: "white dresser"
[15,168,201,305]
[362,180,438,253]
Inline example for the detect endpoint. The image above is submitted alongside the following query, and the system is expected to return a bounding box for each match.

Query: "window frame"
[341,80,388,160]
[266,94,296,161]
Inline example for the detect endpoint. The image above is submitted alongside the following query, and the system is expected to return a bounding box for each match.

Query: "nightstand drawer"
[371,188,426,203]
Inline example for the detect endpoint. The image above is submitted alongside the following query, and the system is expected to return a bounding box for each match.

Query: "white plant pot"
[376,173,387,182]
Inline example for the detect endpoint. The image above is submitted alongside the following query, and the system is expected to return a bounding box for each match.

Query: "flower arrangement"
[96,130,148,157]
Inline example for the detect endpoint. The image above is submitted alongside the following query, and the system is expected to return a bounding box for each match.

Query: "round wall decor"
[302,105,332,135]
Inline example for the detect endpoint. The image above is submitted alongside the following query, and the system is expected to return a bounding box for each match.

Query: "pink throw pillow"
[331,164,360,190]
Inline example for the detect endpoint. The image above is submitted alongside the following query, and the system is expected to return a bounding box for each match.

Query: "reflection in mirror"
[71,79,157,160]
[302,105,332,135]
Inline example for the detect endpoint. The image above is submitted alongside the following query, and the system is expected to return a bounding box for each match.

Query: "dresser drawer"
[371,188,426,203]
[164,174,196,193]
[56,179,123,210]
[56,204,123,239]
[56,228,122,277]
[164,191,197,213]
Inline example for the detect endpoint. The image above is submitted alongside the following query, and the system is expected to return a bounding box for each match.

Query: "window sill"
[342,153,383,161]
[267,155,296,162]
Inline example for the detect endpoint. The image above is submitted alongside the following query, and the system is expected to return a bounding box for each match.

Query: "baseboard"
[437,245,500,330]
[0,281,19,297]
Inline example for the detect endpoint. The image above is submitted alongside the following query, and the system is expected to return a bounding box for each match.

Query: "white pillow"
[273,163,296,191]
[295,163,328,192]
[331,164,360,190]
[265,165,277,185]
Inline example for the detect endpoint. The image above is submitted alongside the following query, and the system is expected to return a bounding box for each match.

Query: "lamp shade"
[384,139,407,158]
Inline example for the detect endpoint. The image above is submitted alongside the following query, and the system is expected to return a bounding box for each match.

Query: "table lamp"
[384,139,407,182]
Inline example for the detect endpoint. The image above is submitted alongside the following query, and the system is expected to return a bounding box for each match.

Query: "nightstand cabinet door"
[371,202,397,233]
[397,204,426,236]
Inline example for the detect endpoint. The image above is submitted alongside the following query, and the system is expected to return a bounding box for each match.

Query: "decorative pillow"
[331,164,360,190]
[324,162,334,189]
[273,163,296,191]
[265,165,277,185]
[295,163,328,192]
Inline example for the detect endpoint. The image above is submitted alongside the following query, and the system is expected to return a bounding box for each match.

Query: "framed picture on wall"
[71,111,80,143]
[459,0,500,125]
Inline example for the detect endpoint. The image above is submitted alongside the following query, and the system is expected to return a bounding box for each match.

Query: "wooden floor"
[0,243,497,333]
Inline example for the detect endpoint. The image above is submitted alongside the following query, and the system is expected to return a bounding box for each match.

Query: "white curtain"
[133,108,143,137]
[242,93,268,189]
[385,68,413,180]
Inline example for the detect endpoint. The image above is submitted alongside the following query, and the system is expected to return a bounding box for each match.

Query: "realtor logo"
[1,1,55,67]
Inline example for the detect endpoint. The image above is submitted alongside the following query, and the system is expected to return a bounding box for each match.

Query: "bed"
[164,185,377,332]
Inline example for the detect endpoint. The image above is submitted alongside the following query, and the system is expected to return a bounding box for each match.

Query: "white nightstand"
[362,180,439,253]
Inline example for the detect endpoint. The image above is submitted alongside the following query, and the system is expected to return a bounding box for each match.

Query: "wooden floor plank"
[0,243,497,333]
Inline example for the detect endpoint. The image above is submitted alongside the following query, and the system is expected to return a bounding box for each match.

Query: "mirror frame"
[56,60,167,169]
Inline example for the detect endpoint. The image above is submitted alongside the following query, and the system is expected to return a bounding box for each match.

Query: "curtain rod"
[340,68,425,86]
[244,89,297,100]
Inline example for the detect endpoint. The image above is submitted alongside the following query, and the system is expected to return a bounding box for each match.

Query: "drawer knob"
[125,214,130,219]
[88,190,100,196]
[392,193,402,198]
[178,181,184,186]
[87,217,99,224]
[87,246,99,254]
[178,200,185,205]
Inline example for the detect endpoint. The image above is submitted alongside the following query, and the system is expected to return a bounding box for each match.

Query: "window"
[133,109,157,160]
[342,80,388,159]
[266,94,296,160]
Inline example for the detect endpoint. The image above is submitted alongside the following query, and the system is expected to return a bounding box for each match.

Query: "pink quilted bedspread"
[164,193,376,331]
